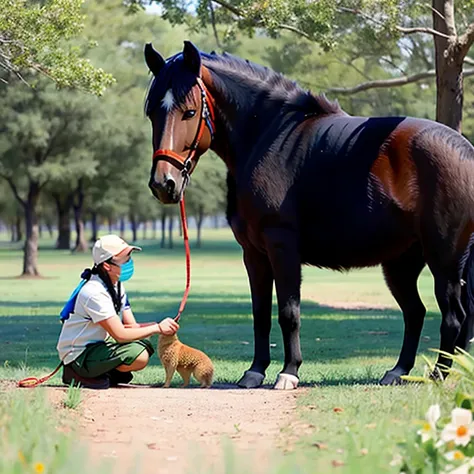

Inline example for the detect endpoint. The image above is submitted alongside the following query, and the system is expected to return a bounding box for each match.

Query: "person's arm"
[99,315,179,342]
[122,308,171,329]
[122,307,139,327]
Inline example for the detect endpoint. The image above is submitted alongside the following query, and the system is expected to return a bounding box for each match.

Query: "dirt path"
[48,384,303,474]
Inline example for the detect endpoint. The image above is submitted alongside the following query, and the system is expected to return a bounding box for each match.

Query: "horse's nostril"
[165,178,176,193]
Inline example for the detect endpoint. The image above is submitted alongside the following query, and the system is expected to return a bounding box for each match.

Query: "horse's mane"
[145,49,344,117]
[201,52,343,117]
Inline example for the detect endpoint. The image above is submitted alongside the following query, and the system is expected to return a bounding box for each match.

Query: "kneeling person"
[57,234,179,389]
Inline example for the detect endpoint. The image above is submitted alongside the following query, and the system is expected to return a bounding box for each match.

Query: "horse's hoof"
[379,371,407,386]
[237,370,265,388]
[274,373,298,390]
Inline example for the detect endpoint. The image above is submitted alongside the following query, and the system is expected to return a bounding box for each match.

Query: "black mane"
[145,50,344,118]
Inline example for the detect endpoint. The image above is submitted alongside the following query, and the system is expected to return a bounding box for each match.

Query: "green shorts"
[70,339,155,378]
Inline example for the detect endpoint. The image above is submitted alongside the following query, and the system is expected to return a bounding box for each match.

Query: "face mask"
[119,258,134,282]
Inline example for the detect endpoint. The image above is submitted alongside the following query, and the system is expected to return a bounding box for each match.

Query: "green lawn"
[0,228,453,472]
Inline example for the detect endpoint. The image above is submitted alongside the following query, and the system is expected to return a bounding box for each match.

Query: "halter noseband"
[152,77,215,178]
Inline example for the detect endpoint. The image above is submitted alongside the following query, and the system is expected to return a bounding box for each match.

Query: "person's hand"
[157,318,179,336]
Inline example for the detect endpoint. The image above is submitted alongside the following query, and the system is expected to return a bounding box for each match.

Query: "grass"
[0,388,110,474]
[0,227,457,473]
[63,383,82,410]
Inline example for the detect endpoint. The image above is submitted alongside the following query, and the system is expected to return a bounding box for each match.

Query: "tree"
[0,0,114,94]
[147,0,474,132]
[186,152,227,248]
[0,80,101,275]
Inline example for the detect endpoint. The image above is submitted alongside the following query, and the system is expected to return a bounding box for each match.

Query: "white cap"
[92,235,142,265]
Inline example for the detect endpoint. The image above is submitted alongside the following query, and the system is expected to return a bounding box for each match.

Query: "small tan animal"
[158,333,214,388]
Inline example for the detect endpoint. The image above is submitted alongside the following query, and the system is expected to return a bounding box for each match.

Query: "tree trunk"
[142,221,148,240]
[73,180,88,252]
[91,211,98,242]
[46,221,54,238]
[213,215,219,229]
[161,212,166,248]
[10,222,16,242]
[168,216,174,249]
[53,192,71,250]
[120,217,125,239]
[15,210,22,242]
[130,213,138,242]
[196,207,204,248]
[432,0,466,132]
[153,220,157,239]
[108,218,113,233]
[22,183,40,276]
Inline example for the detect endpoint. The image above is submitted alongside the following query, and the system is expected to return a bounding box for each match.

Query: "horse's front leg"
[237,246,274,388]
[264,228,302,390]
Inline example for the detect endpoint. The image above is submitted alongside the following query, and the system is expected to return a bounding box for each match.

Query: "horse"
[143,40,474,390]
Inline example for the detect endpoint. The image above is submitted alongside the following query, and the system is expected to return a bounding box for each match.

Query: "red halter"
[152,77,215,176]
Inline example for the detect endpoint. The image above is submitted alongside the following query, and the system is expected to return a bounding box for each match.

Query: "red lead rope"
[18,362,63,388]
[174,197,191,323]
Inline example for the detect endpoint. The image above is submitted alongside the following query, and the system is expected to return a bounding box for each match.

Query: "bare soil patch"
[47,384,304,474]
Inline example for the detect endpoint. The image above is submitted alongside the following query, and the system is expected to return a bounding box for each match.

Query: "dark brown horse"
[144,40,474,389]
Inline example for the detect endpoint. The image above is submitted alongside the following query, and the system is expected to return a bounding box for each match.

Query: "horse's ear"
[144,43,165,76]
[183,41,201,76]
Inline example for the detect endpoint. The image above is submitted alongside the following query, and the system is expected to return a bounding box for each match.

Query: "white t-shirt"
[57,275,130,365]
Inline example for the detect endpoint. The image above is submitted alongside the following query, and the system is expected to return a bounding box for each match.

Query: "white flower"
[418,404,441,442]
[446,459,474,474]
[445,451,466,462]
[389,453,403,467]
[441,408,474,447]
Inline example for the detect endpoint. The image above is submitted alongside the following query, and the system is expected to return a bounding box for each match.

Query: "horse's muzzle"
[149,177,180,204]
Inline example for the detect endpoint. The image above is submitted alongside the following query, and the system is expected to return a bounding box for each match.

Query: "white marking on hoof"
[161,89,175,111]
[274,373,299,390]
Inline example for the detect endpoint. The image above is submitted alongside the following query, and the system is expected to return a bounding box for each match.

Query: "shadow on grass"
[0,289,442,385]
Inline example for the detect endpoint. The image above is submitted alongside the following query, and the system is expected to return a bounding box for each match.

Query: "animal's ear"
[144,43,165,76]
[183,41,201,76]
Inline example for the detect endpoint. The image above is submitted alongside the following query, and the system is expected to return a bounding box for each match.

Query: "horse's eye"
[182,110,197,120]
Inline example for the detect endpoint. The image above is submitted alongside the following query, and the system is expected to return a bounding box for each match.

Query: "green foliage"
[0,0,114,94]
[63,382,82,410]
[0,390,100,474]
[0,78,102,193]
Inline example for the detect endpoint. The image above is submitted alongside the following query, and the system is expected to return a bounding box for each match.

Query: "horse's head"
[144,41,215,204]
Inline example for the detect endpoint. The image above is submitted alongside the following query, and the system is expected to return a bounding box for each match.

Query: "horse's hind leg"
[431,270,466,377]
[263,228,302,390]
[380,243,426,385]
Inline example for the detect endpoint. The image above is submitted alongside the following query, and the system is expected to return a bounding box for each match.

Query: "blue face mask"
[119,258,135,282]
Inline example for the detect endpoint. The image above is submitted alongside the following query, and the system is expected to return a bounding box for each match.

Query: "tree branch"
[459,22,474,57]
[277,24,311,40]
[0,175,26,208]
[209,0,222,50]
[395,26,450,39]
[337,6,450,39]
[326,68,474,95]
[211,0,311,40]
[211,0,242,17]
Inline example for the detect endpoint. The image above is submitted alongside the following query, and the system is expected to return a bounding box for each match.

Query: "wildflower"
[445,451,466,462]
[441,408,474,446]
[418,404,441,443]
[34,463,45,473]
[17,451,27,466]
[390,453,403,467]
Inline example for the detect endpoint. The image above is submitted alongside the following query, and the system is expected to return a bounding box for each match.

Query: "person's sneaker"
[62,364,110,389]
[108,369,133,386]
